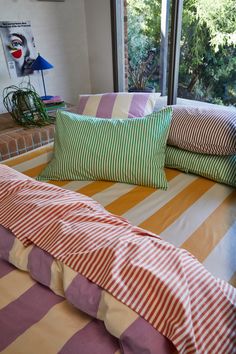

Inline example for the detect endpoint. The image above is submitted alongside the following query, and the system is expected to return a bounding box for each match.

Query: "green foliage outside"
[128,0,161,90]
[127,0,236,107]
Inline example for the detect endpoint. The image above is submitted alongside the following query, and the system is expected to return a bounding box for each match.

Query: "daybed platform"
[0,143,235,353]
[3,143,235,286]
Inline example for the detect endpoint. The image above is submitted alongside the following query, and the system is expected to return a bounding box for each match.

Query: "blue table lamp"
[31,54,54,100]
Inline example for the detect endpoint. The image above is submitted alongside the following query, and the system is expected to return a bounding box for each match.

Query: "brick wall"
[0,125,55,161]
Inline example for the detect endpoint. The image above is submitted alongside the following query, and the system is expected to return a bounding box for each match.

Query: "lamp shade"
[31,54,54,71]
[30,54,54,100]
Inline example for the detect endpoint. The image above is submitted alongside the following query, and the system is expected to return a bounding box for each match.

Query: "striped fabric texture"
[165,146,236,187]
[2,144,236,287]
[0,227,175,354]
[77,92,158,118]
[0,165,235,354]
[38,109,173,189]
[168,105,236,155]
[0,260,121,354]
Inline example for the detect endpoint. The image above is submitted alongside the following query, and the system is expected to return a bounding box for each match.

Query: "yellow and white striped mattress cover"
[2,143,236,287]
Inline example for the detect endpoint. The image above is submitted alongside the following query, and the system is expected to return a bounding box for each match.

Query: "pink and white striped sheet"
[0,226,175,354]
[77,93,158,118]
[0,164,235,354]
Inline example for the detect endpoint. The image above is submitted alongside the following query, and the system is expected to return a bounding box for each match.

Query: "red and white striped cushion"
[168,105,236,155]
[77,92,158,118]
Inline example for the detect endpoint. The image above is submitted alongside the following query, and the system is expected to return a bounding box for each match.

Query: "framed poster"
[0,21,37,78]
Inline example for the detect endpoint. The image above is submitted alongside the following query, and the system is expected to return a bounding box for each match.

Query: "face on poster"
[0,21,37,78]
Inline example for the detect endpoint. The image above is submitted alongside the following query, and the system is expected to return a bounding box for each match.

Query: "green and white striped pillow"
[38,108,173,189]
[165,146,236,187]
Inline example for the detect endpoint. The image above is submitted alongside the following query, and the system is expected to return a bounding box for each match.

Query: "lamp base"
[41,95,54,101]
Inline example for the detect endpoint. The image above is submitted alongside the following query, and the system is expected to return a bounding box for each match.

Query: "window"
[178,0,236,107]
[111,0,236,109]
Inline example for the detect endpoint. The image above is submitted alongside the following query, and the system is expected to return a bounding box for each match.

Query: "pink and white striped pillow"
[168,105,236,155]
[77,92,158,118]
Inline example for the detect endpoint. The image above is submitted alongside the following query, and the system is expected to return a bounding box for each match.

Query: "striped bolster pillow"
[165,146,236,187]
[77,92,158,118]
[168,106,236,155]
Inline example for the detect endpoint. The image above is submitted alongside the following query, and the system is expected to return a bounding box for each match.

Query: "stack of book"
[42,96,67,113]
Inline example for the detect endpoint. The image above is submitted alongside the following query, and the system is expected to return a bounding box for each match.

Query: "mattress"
[3,143,236,287]
[1,143,236,353]
[0,258,121,354]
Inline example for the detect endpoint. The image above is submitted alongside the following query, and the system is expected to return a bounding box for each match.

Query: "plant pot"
[128,87,155,93]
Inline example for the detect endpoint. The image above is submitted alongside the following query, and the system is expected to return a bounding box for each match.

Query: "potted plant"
[3,82,52,127]
[128,49,157,92]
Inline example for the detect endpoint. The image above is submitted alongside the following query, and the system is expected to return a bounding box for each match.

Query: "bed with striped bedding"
[2,143,235,286]
[0,144,235,353]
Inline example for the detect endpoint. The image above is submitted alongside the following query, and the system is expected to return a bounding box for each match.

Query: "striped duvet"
[0,144,236,354]
[0,237,175,354]
[2,144,236,286]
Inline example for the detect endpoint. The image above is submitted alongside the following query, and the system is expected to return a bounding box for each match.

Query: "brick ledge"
[0,124,55,161]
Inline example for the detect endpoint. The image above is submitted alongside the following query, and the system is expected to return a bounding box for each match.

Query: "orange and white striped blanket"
[3,143,236,287]
[0,164,235,354]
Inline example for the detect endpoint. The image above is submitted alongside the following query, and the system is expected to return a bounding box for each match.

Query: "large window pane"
[126,0,170,108]
[178,0,236,109]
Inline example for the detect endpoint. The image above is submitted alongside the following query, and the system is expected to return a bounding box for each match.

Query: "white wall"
[84,0,114,93]
[0,0,91,113]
